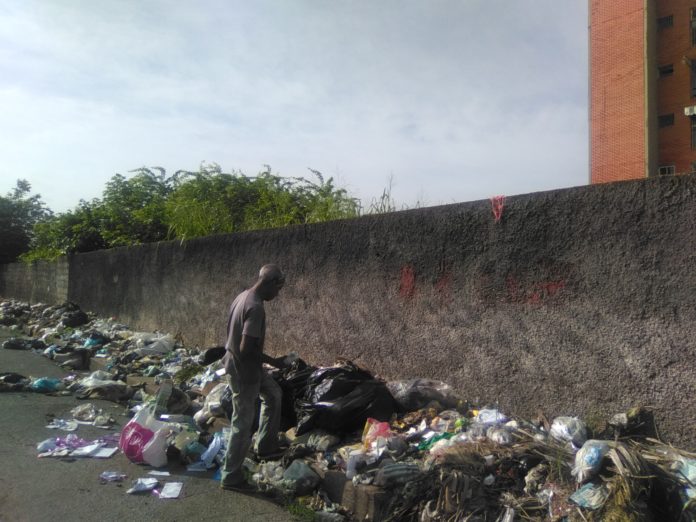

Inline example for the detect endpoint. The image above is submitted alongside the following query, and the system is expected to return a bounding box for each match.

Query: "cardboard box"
[125,375,160,394]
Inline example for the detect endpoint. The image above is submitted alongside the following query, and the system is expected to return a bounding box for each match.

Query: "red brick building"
[590,0,696,183]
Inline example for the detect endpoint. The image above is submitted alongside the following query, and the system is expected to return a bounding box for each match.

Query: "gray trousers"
[220,363,282,485]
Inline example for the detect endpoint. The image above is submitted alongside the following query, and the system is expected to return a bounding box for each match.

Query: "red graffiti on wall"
[434,271,452,300]
[399,265,416,299]
[506,275,566,304]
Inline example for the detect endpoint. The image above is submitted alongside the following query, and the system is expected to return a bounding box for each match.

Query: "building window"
[691,9,696,46]
[658,165,676,176]
[659,64,674,77]
[692,117,696,148]
[690,62,696,96]
[659,113,675,127]
[658,15,673,30]
[691,161,696,172]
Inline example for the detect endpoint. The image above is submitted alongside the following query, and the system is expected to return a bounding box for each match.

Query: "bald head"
[259,264,284,284]
[253,264,285,301]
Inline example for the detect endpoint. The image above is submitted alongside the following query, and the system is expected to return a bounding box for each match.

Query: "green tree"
[0,180,51,263]
[165,164,359,240]
[23,199,108,261]
[23,163,363,259]
[22,168,170,259]
[99,167,170,246]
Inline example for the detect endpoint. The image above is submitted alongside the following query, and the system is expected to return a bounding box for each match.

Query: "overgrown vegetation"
[0,180,52,263]
[3,163,399,263]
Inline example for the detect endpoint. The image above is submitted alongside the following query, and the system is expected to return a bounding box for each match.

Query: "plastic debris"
[30,377,63,393]
[282,459,320,496]
[474,408,508,425]
[572,440,610,483]
[550,416,587,448]
[2,298,695,521]
[157,482,183,499]
[71,403,98,422]
[46,419,79,431]
[100,471,127,482]
[569,482,610,510]
[127,477,159,494]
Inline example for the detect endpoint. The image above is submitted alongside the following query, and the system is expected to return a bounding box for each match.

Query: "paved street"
[0,328,292,522]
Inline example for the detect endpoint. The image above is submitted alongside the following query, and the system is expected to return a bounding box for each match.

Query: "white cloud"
[0,0,588,212]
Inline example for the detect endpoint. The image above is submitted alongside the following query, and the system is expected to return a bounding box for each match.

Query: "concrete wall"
[3,176,696,446]
[0,258,68,304]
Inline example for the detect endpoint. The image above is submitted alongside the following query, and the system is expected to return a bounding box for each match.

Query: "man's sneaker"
[220,480,258,494]
[253,448,286,461]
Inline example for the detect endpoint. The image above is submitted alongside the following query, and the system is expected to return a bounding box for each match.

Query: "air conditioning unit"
[685,106,696,116]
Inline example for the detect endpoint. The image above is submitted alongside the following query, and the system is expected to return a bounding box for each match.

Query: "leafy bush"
[21,163,363,260]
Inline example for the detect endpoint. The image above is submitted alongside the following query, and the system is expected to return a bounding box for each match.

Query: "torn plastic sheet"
[46,419,79,431]
[100,471,127,482]
[157,482,183,499]
[127,477,159,494]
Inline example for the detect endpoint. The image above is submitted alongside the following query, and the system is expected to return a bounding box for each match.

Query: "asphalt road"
[0,328,293,522]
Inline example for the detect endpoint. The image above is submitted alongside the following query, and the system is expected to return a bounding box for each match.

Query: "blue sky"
[0,1,588,212]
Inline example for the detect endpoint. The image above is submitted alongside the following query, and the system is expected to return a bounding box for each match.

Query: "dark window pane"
[658,15,673,29]
[659,113,675,127]
[659,64,674,77]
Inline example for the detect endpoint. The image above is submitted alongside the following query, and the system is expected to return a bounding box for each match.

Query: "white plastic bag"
[572,440,610,483]
[119,404,170,465]
[550,416,587,448]
[134,334,175,356]
[141,427,169,467]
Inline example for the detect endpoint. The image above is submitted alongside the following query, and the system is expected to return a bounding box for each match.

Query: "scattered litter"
[30,377,63,393]
[569,482,609,510]
[127,477,159,494]
[3,298,696,520]
[46,419,79,432]
[157,482,183,499]
[100,471,127,482]
[92,447,119,458]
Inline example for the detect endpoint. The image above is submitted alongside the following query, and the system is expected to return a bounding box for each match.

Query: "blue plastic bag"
[30,377,62,393]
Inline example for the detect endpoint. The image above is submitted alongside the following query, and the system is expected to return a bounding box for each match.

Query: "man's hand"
[261,353,291,369]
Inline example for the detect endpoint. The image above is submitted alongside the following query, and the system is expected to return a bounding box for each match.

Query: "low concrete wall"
[0,258,68,305]
[3,176,696,446]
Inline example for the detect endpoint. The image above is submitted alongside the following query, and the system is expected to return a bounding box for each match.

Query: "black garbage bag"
[2,338,45,350]
[198,346,226,366]
[311,373,371,403]
[0,372,29,392]
[0,372,28,384]
[2,338,30,350]
[271,358,315,431]
[296,380,396,435]
[61,309,89,327]
[281,359,316,396]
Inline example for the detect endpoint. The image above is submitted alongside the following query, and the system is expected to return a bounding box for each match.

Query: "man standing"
[220,264,289,492]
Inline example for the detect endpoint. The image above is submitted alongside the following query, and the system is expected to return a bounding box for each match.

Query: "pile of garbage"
[2,298,696,521]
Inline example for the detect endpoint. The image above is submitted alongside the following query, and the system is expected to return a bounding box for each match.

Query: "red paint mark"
[505,276,566,304]
[505,275,520,302]
[434,271,452,300]
[538,280,566,296]
[490,195,505,222]
[399,265,416,299]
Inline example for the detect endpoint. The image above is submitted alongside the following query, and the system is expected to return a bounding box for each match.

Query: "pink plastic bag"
[119,405,168,464]
[362,418,392,450]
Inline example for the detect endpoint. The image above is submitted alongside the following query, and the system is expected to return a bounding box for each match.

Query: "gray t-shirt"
[224,289,265,371]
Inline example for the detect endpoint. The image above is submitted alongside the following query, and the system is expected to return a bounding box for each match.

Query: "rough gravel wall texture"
[4,176,696,447]
[0,258,68,304]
